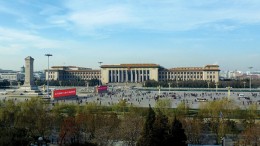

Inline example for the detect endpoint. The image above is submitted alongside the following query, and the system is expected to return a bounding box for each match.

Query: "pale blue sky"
[0,0,259,71]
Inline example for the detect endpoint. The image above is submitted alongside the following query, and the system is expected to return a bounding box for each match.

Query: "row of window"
[159,72,204,75]
[49,75,100,80]
[49,72,100,75]
[63,76,99,79]
[159,75,203,79]
[109,70,150,74]
[63,72,100,75]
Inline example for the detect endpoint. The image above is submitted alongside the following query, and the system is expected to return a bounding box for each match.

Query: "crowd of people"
[0,87,260,109]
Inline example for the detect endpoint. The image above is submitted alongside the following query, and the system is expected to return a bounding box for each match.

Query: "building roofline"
[101,63,161,68]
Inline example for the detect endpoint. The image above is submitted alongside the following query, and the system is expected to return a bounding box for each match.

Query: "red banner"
[53,88,76,98]
[97,86,108,93]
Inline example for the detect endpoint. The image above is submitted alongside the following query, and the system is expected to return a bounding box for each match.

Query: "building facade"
[0,72,24,81]
[45,66,101,81]
[158,65,220,82]
[45,64,220,84]
[101,64,220,83]
[0,69,24,81]
[101,64,161,83]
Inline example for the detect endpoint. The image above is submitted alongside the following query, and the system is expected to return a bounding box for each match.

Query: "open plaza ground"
[1,86,260,110]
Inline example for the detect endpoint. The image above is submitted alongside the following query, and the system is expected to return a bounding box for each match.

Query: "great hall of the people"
[46,64,220,84]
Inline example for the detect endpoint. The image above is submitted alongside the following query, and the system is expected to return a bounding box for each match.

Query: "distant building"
[34,71,45,80]
[45,64,220,84]
[0,69,24,81]
[101,64,220,84]
[227,70,243,79]
[45,66,100,81]
[161,65,220,82]
[20,66,25,73]
[101,64,161,83]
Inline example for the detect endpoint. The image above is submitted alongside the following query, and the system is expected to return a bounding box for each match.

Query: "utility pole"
[45,54,52,98]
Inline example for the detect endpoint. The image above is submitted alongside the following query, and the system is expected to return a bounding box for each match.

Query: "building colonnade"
[108,69,150,83]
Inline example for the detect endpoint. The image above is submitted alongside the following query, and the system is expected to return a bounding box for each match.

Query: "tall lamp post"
[98,62,103,86]
[207,80,211,89]
[168,82,171,91]
[226,86,232,100]
[45,54,52,98]
[243,81,246,89]
[248,67,253,91]
[215,82,219,92]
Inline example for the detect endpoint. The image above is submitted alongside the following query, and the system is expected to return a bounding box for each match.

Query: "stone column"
[142,69,144,82]
[120,70,123,82]
[131,70,133,82]
[117,69,120,83]
[126,70,128,82]
[135,69,138,82]
[24,56,35,86]
[121,70,124,82]
[114,70,117,82]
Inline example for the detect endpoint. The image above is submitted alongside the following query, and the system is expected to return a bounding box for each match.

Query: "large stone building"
[159,65,220,82]
[46,64,220,84]
[101,64,161,83]
[101,64,220,83]
[0,69,24,81]
[46,66,101,81]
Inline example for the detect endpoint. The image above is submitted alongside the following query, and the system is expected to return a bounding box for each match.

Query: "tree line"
[0,97,259,145]
[0,80,10,87]
[144,79,260,88]
[0,79,100,88]
[2,78,260,89]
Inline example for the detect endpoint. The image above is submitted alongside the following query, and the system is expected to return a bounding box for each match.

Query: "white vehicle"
[238,94,245,98]
[196,98,207,102]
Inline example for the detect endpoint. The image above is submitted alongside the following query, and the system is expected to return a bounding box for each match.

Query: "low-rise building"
[0,73,24,81]
[101,64,220,84]
[160,65,220,82]
[101,64,161,83]
[45,66,100,81]
[0,69,24,81]
[45,64,220,84]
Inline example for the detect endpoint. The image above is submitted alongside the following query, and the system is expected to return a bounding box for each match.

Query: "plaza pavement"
[0,87,259,110]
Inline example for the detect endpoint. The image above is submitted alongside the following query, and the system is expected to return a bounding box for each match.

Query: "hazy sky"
[0,0,259,71]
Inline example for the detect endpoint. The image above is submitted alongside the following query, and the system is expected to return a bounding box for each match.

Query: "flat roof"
[65,70,100,72]
[169,65,220,71]
[101,64,161,68]
[169,67,204,71]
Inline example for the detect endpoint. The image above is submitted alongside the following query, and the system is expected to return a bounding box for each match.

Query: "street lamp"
[207,80,211,89]
[45,54,52,98]
[168,82,171,91]
[226,86,232,100]
[215,82,219,92]
[248,67,253,91]
[98,62,103,86]
[243,81,246,89]
[158,85,161,97]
